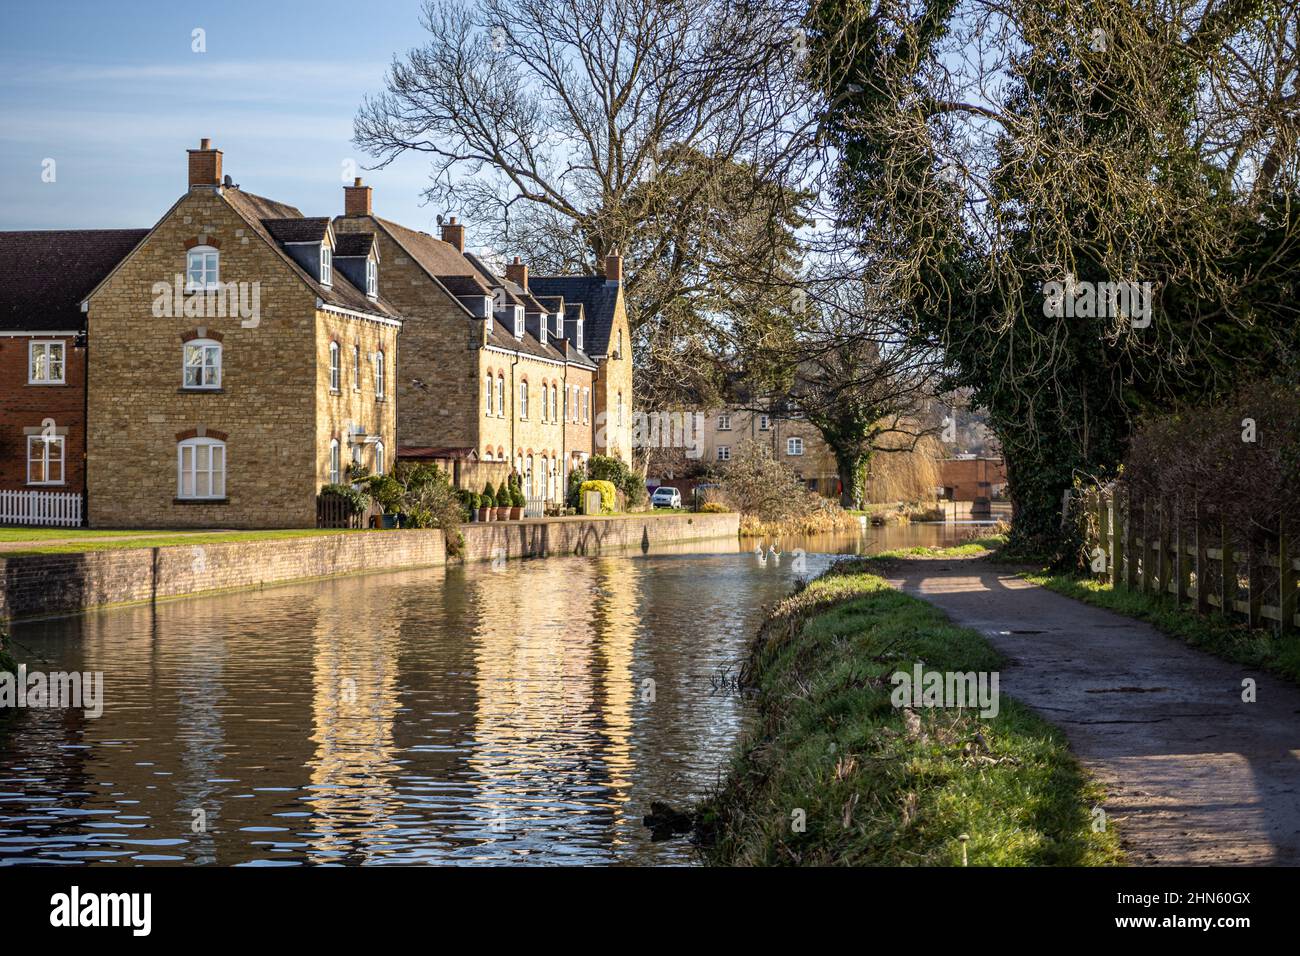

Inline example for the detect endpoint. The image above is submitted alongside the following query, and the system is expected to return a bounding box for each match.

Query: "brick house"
[691,407,841,495]
[938,456,1008,501]
[82,140,401,529]
[0,229,146,497]
[332,180,610,503]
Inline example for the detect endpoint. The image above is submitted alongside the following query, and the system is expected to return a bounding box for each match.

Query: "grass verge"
[698,558,1121,866]
[867,534,1008,560]
[1025,571,1300,686]
[0,528,375,556]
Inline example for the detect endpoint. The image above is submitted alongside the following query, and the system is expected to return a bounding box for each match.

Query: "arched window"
[374,440,386,475]
[375,349,386,399]
[183,338,222,389]
[617,391,624,427]
[328,439,340,484]
[328,341,340,391]
[186,245,219,291]
[178,436,226,500]
[551,384,558,422]
[519,380,528,419]
[540,380,548,422]
[497,374,505,416]
[525,454,534,498]
[485,373,494,415]
[353,344,361,389]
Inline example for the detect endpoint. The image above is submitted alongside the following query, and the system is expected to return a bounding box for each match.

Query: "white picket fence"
[524,495,547,518]
[0,489,84,527]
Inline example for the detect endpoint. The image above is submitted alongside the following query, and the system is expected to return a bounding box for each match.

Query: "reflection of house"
[938,456,1007,500]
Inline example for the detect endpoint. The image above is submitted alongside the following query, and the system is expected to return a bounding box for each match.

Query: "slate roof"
[224,190,398,320]
[261,217,331,244]
[528,275,620,356]
[334,233,375,258]
[0,229,148,332]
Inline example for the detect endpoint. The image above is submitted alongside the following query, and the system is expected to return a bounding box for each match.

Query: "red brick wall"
[0,334,86,492]
[939,458,1007,500]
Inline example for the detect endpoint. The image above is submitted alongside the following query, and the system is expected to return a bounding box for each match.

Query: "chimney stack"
[505,256,528,292]
[344,177,372,217]
[604,250,622,283]
[441,216,465,252]
[188,138,223,188]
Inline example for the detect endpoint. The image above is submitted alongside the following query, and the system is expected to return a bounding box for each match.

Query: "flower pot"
[510,506,523,520]
[496,506,511,521]
[380,514,399,529]
[478,507,492,522]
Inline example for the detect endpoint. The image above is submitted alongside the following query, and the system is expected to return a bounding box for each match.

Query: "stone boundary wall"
[0,512,738,621]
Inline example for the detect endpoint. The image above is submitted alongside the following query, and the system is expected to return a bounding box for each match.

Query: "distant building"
[938,457,1007,501]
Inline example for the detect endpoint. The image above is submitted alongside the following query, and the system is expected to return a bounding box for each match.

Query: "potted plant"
[511,486,525,520]
[466,491,480,522]
[495,481,511,521]
[479,482,495,522]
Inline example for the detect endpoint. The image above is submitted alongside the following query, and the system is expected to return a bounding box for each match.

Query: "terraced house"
[0,230,145,521]
[82,140,400,529]
[332,179,631,505]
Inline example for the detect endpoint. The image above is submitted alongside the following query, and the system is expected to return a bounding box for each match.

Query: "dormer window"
[512,306,524,339]
[538,315,547,347]
[320,244,332,286]
[576,318,584,351]
[365,258,377,298]
[186,246,219,291]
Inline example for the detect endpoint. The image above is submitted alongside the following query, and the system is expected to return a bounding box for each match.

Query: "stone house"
[332,180,611,504]
[686,407,841,496]
[82,140,401,529]
[0,230,146,496]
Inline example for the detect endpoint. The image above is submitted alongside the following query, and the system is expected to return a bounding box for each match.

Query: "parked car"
[651,486,682,509]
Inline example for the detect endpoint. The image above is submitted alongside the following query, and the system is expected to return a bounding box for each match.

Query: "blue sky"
[0,0,447,233]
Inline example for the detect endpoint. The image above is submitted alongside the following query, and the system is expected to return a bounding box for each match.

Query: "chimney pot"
[604,250,623,283]
[440,217,465,253]
[200,138,211,149]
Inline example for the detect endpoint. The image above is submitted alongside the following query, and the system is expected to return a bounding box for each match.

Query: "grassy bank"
[867,535,1008,560]
[1026,571,1300,686]
[699,559,1121,866]
[0,527,372,556]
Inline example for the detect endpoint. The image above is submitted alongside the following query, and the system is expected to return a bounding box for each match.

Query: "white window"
[717,445,731,462]
[486,374,494,415]
[329,341,340,391]
[178,437,226,500]
[28,341,66,384]
[551,384,558,422]
[329,439,340,484]
[787,437,805,456]
[583,388,590,423]
[718,413,731,431]
[375,350,385,399]
[497,374,505,416]
[513,307,524,339]
[365,257,377,297]
[186,246,219,291]
[541,382,549,422]
[759,414,770,431]
[27,435,64,485]
[576,319,583,351]
[320,244,332,286]
[519,381,528,419]
[374,440,385,475]
[183,339,222,389]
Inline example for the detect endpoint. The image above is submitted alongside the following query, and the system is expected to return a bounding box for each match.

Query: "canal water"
[0,522,991,866]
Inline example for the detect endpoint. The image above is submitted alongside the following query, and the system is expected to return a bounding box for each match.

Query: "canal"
[0,522,991,866]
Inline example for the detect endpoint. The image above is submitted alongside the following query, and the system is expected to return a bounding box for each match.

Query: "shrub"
[699,502,730,513]
[579,479,617,514]
[567,462,588,508]
[482,481,498,508]
[511,487,526,508]
[587,454,646,507]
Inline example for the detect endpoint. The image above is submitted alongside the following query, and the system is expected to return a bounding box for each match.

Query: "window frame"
[375,349,386,399]
[177,436,226,501]
[328,341,341,392]
[374,440,385,475]
[320,244,333,286]
[26,434,65,486]
[353,343,361,390]
[787,437,805,456]
[185,246,220,292]
[717,413,731,431]
[365,257,378,297]
[519,380,528,420]
[717,445,731,462]
[182,338,222,390]
[329,439,341,484]
[28,340,66,385]
[497,374,505,416]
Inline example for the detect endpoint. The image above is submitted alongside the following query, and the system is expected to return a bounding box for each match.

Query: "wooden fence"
[0,489,84,528]
[316,492,368,529]
[1084,485,1297,633]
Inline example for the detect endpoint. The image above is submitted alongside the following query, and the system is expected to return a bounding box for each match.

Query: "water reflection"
[0,523,989,866]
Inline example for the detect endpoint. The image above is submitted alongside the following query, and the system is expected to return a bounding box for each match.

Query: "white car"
[650,486,682,508]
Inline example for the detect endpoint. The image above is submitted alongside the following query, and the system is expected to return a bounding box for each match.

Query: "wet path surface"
[883,557,1300,865]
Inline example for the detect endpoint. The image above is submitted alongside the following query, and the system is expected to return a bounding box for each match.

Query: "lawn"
[0,527,371,556]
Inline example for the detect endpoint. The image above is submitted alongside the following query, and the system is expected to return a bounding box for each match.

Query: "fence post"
[1248,548,1264,628]
[1195,503,1210,615]
[1095,489,1110,584]
[1220,518,1235,619]
[1281,533,1297,635]
[1123,489,1137,590]
[1109,489,1123,589]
